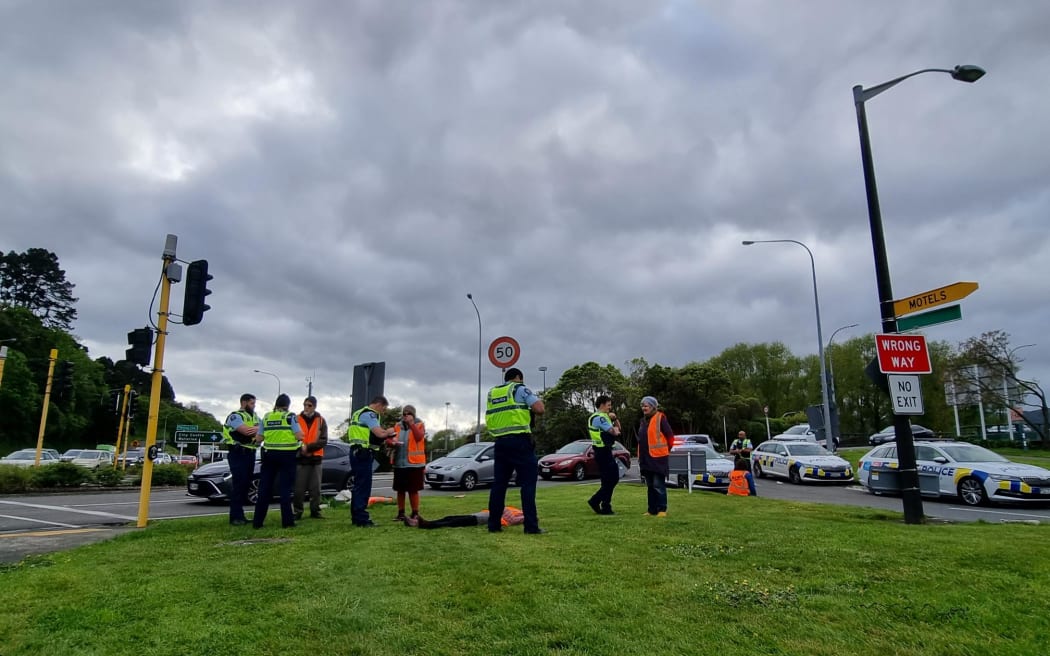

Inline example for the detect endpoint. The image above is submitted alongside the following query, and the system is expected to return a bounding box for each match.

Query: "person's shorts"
[392,467,425,492]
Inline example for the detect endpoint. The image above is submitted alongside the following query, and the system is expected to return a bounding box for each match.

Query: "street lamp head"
[951,65,986,83]
[538,366,547,372]
[741,240,755,246]
[466,293,472,299]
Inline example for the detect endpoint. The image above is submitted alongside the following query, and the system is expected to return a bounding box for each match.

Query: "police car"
[668,445,733,490]
[750,440,853,484]
[856,440,1050,506]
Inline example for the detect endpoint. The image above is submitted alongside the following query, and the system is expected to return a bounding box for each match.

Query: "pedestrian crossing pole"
[34,348,59,466]
[136,235,178,528]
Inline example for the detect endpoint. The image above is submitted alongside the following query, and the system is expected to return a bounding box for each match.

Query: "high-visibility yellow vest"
[588,412,611,447]
[486,382,530,438]
[262,410,299,451]
[222,410,259,449]
[348,406,378,449]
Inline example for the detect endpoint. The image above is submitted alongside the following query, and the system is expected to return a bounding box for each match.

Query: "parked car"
[751,441,853,484]
[668,445,734,490]
[671,434,715,451]
[187,441,352,503]
[538,440,631,481]
[868,423,935,446]
[69,449,114,470]
[116,448,145,467]
[772,424,816,442]
[173,455,198,467]
[152,452,174,465]
[425,442,502,490]
[60,449,85,462]
[1,449,60,467]
[856,441,1050,506]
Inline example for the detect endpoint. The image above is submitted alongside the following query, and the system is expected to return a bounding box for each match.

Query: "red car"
[538,440,631,481]
[173,455,198,467]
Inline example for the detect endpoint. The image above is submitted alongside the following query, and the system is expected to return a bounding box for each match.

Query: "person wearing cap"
[222,393,261,526]
[253,394,304,529]
[389,404,426,522]
[638,395,673,517]
[293,396,329,520]
[347,395,397,527]
[486,367,545,534]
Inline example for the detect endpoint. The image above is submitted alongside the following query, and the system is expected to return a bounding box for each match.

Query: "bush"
[29,462,94,488]
[0,465,33,493]
[94,466,126,487]
[133,464,188,487]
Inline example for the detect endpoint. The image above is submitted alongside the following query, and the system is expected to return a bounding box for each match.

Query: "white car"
[750,441,853,484]
[668,445,734,490]
[1,449,60,467]
[69,449,114,469]
[856,441,1050,506]
[772,424,816,442]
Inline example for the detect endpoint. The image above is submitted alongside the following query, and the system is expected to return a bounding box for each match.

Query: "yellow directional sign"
[893,281,978,318]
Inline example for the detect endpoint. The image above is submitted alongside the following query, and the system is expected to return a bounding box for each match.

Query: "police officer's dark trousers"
[488,434,539,533]
[589,446,619,511]
[253,448,297,528]
[227,445,255,524]
[350,448,374,525]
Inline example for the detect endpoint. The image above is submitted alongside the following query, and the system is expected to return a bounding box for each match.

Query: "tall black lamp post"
[467,293,482,444]
[854,64,985,524]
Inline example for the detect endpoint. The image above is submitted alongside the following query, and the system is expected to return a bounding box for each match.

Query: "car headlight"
[445,464,463,472]
[988,473,1020,482]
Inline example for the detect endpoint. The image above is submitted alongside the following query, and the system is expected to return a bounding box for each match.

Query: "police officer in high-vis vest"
[252,394,303,529]
[486,368,545,534]
[587,395,621,515]
[347,395,396,527]
[223,393,262,526]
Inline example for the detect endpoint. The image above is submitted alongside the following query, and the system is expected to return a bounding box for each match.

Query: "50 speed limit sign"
[488,336,521,369]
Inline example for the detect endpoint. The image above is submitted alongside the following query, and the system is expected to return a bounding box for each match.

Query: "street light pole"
[827,323,859,441]
[853,64,985,524]
[252,369,281,399]
[742,239,833,454]
[467,293,482,444]
[538,366,547,394]
[445,401,451,453]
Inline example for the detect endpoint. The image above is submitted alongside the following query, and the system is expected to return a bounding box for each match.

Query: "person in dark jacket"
[637,396,673,516]
[587,395,622,515]
[293,396,328,520]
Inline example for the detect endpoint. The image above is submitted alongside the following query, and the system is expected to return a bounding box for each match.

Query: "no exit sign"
[875,334,932,374]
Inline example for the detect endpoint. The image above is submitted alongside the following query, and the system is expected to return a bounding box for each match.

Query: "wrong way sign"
[875,334,932,374]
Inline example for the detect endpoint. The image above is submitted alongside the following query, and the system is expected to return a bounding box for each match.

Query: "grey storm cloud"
[2,0,1048,426]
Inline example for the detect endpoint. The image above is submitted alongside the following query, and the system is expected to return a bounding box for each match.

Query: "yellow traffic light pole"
[35,349,58,466]
[136,242,176,528]
[114,384,131,467]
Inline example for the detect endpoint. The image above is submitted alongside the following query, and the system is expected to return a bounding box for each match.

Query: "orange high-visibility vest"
[645,411,670,458]
[297,414,324,458]
[728,470,750,496]
[406,422,426,465]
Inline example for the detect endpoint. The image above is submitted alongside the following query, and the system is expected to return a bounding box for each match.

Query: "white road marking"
[0,499,136,521]
[70,498,189,508]
[946,506,1049,520]
[0,514,81,529]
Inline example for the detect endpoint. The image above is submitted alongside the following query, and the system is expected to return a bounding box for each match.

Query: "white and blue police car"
[750,440,853,484]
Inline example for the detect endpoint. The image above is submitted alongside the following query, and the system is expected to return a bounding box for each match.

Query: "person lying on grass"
[403,506,524,529]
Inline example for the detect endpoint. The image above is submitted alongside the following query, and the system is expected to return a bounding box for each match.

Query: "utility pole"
[34,349,58,466]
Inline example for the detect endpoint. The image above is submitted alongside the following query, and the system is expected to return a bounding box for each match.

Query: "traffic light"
[54,361,74,398]
[126,327,153,367]
[183,259,213,326]
[127,390,139,421]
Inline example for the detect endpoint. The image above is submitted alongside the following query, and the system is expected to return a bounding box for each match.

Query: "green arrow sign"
[896,304,962,332]
[176,424,199,431]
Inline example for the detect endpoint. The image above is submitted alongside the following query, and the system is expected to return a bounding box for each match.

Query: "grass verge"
[1,484,1047,655]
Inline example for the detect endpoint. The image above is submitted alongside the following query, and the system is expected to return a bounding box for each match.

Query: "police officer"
[486,368,545,534]
[222,393,261,526]
[347,395,396,527]
[253,394,303,529]
[586,395,621,515]
[729,430,753,458]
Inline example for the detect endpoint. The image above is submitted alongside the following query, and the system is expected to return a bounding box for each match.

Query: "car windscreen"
[447,444,487,459]
[555,442,590,455]
[784,444,829,456]
[784,425,808,434]
[8,452,34,460]
[940,445,1008,463]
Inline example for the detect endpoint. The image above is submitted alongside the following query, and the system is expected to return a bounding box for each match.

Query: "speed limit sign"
[488,336,521,368]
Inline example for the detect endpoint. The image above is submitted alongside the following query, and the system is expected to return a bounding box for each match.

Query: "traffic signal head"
[55,361,74,398]
[127,390,139,420]
[126,327,153,367]
[183,259,213,326]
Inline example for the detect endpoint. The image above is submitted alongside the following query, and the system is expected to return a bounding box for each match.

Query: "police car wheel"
[247,477,260,504]
[957,477,987,506]
[788,467,802,485]
[752,462,764,479]
[461,471,478,491]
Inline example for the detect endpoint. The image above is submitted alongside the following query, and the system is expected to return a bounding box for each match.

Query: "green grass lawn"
[2,484,1048,656]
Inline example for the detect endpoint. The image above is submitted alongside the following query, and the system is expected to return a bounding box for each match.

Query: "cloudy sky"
[3,1,1048,430]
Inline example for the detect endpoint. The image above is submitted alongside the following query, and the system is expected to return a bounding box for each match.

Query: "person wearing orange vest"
[403,506,524,529]
[293,396,329,520]
[638,396,673,517]
[388,404,426,522]
[727,458,758,497]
